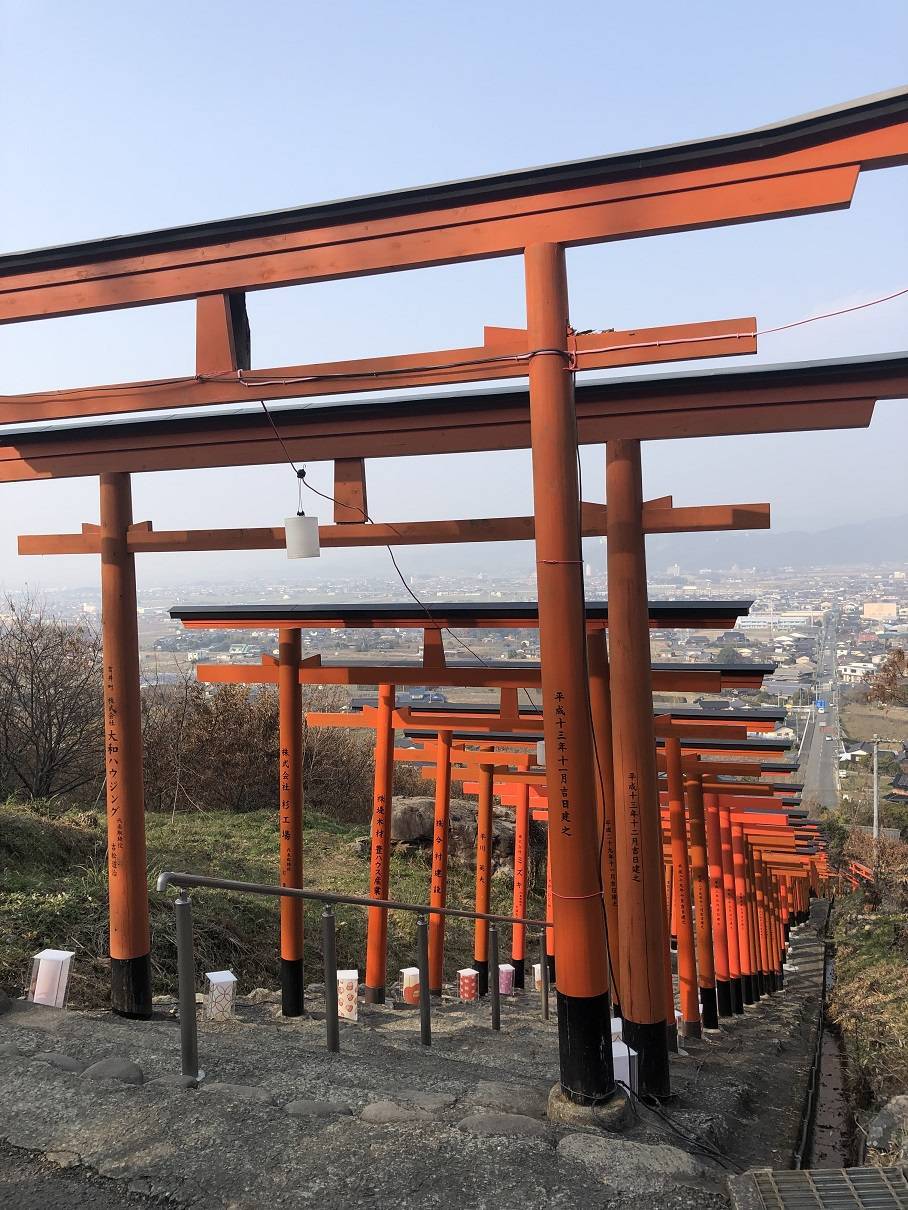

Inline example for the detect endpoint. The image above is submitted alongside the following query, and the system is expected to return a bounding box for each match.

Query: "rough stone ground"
[0,905,828,1208]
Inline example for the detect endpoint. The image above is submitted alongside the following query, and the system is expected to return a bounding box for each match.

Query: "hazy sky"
[1,2,906,594]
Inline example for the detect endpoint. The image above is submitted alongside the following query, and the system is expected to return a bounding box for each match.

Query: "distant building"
[863,601,898,621]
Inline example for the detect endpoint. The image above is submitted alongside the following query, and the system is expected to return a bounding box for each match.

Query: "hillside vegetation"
[0,800,539,1008]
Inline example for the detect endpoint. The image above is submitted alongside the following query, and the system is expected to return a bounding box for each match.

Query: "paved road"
[801,615,840,811]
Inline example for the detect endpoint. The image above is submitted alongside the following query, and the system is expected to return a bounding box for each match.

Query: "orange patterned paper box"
[400,966,420,1005]
[457,967,479,1001]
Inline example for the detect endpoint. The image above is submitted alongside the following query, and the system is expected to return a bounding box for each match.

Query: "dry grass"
[841,702,908,744]
[828,894,908,1111]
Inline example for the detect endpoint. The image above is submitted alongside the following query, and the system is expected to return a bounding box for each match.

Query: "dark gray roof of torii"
[1,87,906,275]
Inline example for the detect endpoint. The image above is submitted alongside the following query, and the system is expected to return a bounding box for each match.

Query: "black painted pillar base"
[611,998,622,1019]
[474,959,489,997]
[784,922,791,941]
[742,973,756,1004]
[364,985,386,1005]
[666,1018,679,1054]
[732,978,745,1015]
[111,954,152,1019]
[281,958,304,1017]
[777,967,785,990]
[623,1018,671,1100]
[546,954,556,984]
[512,957,525,989]
[701,984,720,1029]
[715,980,733,1019]
[556,991,618,1105]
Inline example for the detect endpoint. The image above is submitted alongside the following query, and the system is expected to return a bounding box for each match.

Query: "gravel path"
[0,906,829,1208]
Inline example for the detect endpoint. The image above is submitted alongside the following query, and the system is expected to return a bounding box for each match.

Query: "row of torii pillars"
[26,412,793,1102]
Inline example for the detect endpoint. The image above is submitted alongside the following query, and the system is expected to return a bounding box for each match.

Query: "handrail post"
[416,916,431,1046]
[322,906,339,1053]
[489,923,501,1031]
[174,891,200,1080]
[540,930,550,1021]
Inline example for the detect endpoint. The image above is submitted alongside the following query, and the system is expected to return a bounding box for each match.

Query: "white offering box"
[609,1015,623,1042]
[612,1041,639,1095]
[337,970,359,1021]
[457,968,479,1001]
[205,970,238,1021]
[28,949,74,1008]
[498,963,515,995]
[532,962,543,990]
[400,966,420,1006]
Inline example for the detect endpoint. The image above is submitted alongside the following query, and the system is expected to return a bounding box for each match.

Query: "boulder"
[360,1100,431,1124]
[33,1051,86,1073]
[457,1112,550,1139]
[867,1095,908,1151]
[389,798,435,844]
[83,1057,144,1085]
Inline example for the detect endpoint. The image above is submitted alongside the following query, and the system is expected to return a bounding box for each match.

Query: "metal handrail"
[156,870,552,928]
[156,868,553,1080]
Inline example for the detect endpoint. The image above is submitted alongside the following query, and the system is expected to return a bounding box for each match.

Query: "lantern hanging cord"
[259,395,534,701]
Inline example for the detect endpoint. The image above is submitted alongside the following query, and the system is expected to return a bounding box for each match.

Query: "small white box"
[612,1040,638,1094]
[338,969,358,1021]
[532,962,543,990]
[498,963,515,995]
[205,970,237,1021]
[28,949,74,1008]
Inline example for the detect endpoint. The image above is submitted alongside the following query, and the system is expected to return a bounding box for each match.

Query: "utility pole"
[872,736,880,842]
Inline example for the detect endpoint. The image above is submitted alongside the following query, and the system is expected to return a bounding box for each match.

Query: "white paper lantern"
[284,514,320,559]
[609,1015,623,1041]
[532,961,543,990]
[399,966,420,1006]
[612,1040,639,1094]
[28,949,74,1008]
[337,969,358,1020]
[205,970,238,1021]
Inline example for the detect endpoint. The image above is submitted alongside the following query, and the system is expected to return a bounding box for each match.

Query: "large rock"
[389,796,524,866]
[32,1051,86,1073]
[457,1111,550,1140]
[360,1100,432,1124]
[867,1094,908,1151]
[389,798,436,844]
[557,1134,716,1194]
[83,1056,144,1085]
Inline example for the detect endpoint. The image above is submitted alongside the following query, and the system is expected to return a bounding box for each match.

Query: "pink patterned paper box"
[457,967,479,1001]
[337,969,358,1021]
[498,963,515,995]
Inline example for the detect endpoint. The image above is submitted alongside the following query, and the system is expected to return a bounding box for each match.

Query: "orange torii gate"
[6,89,904,1106]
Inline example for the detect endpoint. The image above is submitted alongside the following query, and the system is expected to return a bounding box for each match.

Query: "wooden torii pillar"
[99,472,152,1018]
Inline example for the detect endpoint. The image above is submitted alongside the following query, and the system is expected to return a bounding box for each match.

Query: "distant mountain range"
[645,513,908,572]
